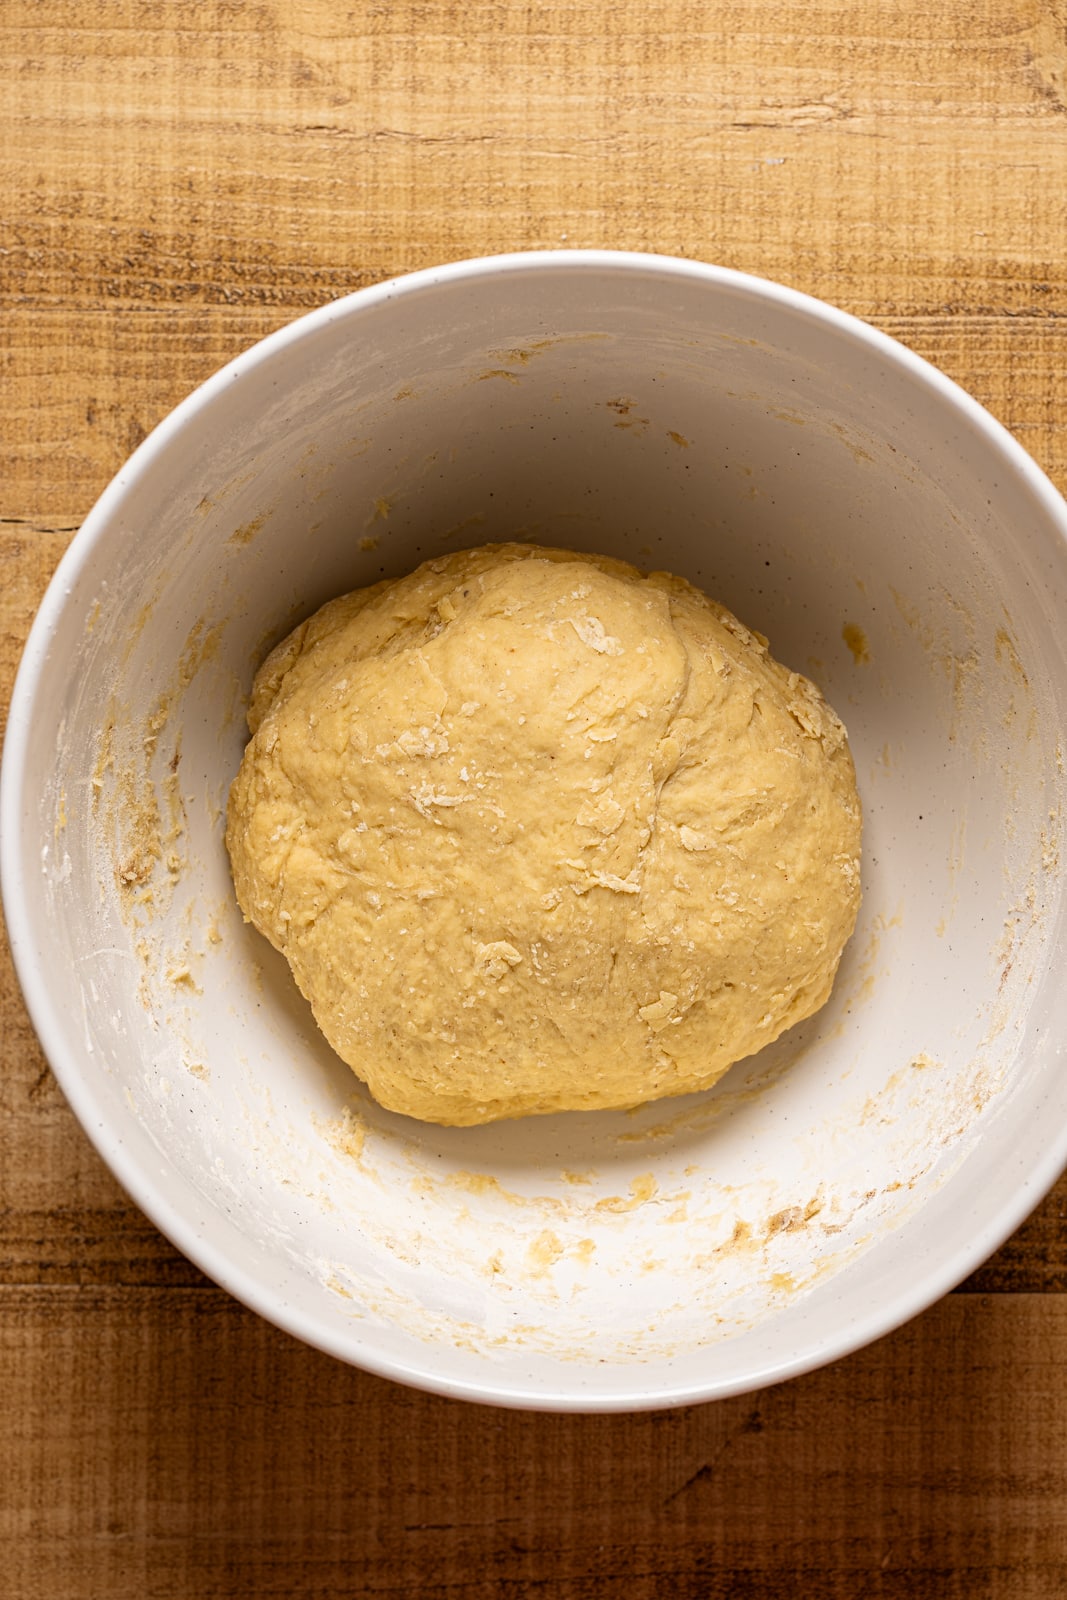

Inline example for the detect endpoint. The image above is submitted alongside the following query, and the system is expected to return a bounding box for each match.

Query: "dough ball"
[226,544,861,1126]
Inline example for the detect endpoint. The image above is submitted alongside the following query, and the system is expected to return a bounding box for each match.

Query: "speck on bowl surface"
[3,251,1067,1411]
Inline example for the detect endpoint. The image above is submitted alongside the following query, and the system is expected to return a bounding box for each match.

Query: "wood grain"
[4,1288,1067,1598]
[3,1,1067,1595]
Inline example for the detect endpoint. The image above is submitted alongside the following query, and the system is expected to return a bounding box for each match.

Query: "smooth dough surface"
[227,544,861,1125]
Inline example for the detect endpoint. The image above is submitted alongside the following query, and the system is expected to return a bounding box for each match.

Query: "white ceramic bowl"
[4,252,1067,1411]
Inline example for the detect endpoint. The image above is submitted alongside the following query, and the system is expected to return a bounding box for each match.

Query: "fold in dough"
[227,543,861,1125]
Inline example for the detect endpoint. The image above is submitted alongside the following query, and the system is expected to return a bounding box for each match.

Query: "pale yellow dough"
[227,544,861,1126]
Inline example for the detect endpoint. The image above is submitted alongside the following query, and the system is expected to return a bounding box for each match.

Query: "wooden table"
[4,4,1067,1595]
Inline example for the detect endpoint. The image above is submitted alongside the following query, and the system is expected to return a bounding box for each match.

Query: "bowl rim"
[4,247,1067,1411]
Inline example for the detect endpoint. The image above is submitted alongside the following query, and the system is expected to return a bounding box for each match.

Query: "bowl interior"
[8,256,1067,1408]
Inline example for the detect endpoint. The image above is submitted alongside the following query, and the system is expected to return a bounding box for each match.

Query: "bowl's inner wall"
[16,263,1067,1404]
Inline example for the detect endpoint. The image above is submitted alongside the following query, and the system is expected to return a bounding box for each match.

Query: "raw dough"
[227,544,861,1125]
